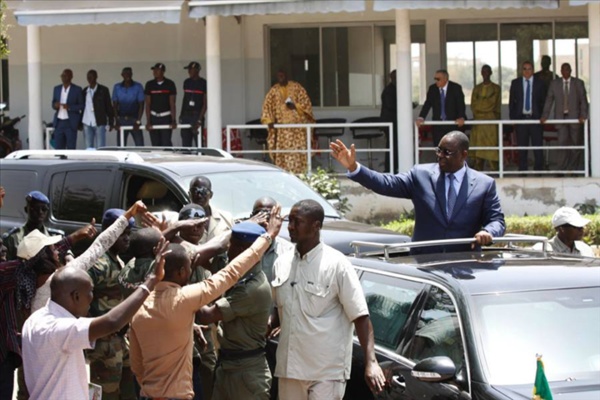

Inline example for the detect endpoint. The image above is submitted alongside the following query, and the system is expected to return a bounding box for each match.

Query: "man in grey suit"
[541,63,588,172]
[330,131,505,255]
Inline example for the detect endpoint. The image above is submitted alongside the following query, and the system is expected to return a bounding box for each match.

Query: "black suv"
[0,148,408,253]
[342,238,600,399]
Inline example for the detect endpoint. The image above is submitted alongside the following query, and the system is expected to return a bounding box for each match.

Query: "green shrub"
[383,214,600,245]
[298,167,351,214]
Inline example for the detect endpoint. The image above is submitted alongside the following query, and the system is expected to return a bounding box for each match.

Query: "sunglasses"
[191,187,211,197]
[435,147,457,157]
[179,208,206,220]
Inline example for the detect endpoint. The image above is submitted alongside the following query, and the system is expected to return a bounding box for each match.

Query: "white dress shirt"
[58,85,71,120]
[82,85,97,126]
[22,300,94,400]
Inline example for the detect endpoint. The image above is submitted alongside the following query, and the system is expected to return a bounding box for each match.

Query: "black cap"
[184,62,201,70]
[151,63,166,72]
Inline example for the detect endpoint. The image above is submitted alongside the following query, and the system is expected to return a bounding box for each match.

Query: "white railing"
[225,122,394,174]
[415,119,589,178]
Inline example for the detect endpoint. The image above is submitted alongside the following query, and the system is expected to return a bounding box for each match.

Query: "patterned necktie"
[440,88,446,120]
[525,79,531,113]
[447,173,457,218]
[563,81,569,114]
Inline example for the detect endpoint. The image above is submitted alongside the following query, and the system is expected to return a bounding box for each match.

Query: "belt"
[151,111,171,117]
[522,114,534,119]
[219,347,265,361]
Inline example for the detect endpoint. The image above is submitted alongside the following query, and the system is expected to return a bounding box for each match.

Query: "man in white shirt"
[21,237,169,400]
[269,199,385,399]
[534,207,596,257]
[51,69,84,149]
[82,69,114,149]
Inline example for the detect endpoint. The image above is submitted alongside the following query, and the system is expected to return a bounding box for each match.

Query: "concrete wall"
[342,177,600,223]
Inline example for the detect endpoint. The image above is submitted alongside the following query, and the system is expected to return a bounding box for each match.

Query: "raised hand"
[330,139,358,172]
[70,218,98,242]
[265,204,283,239]
[150,237,170,283]
[124,201,147,220]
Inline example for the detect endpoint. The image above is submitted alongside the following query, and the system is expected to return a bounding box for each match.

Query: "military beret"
[102,208,134,230]
[232,222,266,243]
[26,191,50,205]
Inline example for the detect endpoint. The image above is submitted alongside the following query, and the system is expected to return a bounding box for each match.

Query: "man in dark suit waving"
[509,61,547,172]
[417,69,466,147]
[52,69,84,149]
[330,132,505,254]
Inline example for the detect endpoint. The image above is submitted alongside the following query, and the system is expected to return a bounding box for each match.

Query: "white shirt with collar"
[522,76,534,114]
[82,85,97,127]
[22,300,95,400]
[58,85,71,120]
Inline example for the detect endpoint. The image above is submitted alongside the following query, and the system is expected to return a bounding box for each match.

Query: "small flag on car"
[533,354,553,400]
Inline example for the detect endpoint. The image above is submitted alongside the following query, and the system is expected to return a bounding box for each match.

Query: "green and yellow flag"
[533,355,553,400]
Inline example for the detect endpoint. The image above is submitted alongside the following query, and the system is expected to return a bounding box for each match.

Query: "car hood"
[492,380,600,399]
[279,219,409,255]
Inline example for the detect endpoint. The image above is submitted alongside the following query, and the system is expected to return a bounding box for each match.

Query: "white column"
[206,15,222,149]
[396,9,413,172]
[27,25,43,150]
[589,2,600,177]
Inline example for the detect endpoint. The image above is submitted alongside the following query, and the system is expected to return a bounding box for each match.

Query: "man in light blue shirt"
[113,67,145,146]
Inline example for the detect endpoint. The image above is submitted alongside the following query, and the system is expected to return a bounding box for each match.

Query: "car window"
[402,286,465,371]
[52,170,108,223]
[0,169,39,218]
[360,272,424,350]
[123,174,184,215]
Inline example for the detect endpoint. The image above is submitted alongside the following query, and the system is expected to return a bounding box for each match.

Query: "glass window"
[1,37,8,109]
[402,286,465,371]
[473,287,600,385]
[0,170,39,218]
[555,22,590,96]
[53,171,108,223]
[269,28,321,106]
[359,272,424,350]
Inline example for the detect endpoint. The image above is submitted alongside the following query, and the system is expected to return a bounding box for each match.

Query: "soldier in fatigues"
[197,222,274,400]
[118,228,161,297]
[87,209,136,400]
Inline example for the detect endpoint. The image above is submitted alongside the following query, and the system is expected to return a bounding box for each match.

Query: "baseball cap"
[17,230,62,260]
[151,63,166,72]
[231,222,266,243]
[102,208,134,230]
[179,204,206,221]
[184,62,201,70]
[551,207,590,228]
[26,191,50,205]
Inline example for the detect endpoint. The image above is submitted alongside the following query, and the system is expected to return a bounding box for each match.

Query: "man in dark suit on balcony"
[417,69,466,147]
[509,60,547,172]
[52,69,84,149]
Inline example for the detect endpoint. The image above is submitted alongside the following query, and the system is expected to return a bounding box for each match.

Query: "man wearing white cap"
[536,207,595,257]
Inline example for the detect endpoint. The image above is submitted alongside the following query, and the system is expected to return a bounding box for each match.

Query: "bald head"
[51,267,94,317]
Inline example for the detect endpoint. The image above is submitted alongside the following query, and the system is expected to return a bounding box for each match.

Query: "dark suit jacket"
[380,83,397,123]
[52,84,84,130]
[419,81,466,122]
[509,76,546,119]
[82,84,114,126]
[350,163,505,254]
[541,77,588,120]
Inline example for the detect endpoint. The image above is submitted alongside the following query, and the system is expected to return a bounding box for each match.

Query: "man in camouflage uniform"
[197,222,274,400]
[87,209,136,400]
[118,228,160,297]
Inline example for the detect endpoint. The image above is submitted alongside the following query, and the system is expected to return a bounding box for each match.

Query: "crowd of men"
[51,62,207,150]
[382,56,588,174]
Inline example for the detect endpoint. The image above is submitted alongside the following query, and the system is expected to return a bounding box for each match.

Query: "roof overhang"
[188,0,366,18]
[373,0,559,11]
[12,1,185,27]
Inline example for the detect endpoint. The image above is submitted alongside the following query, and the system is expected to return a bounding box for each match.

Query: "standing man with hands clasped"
[180,62,207,147]
[330,131,505,255]
[145,63,177,147]
[51,69,84,149]
[113,67,146,146]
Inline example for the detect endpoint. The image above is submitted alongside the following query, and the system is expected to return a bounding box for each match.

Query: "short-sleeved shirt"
[261,237,294,283]
[88,252,125,317]
[272,242,369,381]
[145,78,177,113]
[181,77,207,115]
[533,235,596,257]
[22,300,94,400]
[215,265,272,356]
[113,81,145,117]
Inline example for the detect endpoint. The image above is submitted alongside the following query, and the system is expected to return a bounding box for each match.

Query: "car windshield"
[472,287,600,385]
[183,170,340,220]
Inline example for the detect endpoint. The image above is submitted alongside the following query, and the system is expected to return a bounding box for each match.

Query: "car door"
[346,269,469,400]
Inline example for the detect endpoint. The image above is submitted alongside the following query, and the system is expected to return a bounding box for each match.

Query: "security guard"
[2,191,65,261]
[86,209,136,400]
[180,61,207,147]
[197,222,273,400]
[144,62,177,146]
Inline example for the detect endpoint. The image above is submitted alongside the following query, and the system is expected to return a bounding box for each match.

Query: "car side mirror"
[411,356,456,383]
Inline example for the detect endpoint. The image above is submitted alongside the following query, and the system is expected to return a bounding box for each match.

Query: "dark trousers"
[516,121,543,171]
[180,114,201,147]
[54,119,77,149]
[150,115,173,147]
[117,116,145,146]
[433,124,458,147]
[0,354,16,400]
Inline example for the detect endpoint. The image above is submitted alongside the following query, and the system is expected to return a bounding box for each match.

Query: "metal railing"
[225,122,394,174]
[415,119,589,178]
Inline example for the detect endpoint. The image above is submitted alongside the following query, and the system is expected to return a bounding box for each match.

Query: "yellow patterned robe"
[470,82,501,163]
[261,81,315,174]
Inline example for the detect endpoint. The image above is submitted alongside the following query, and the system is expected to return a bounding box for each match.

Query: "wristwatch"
[260,233,273,245]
